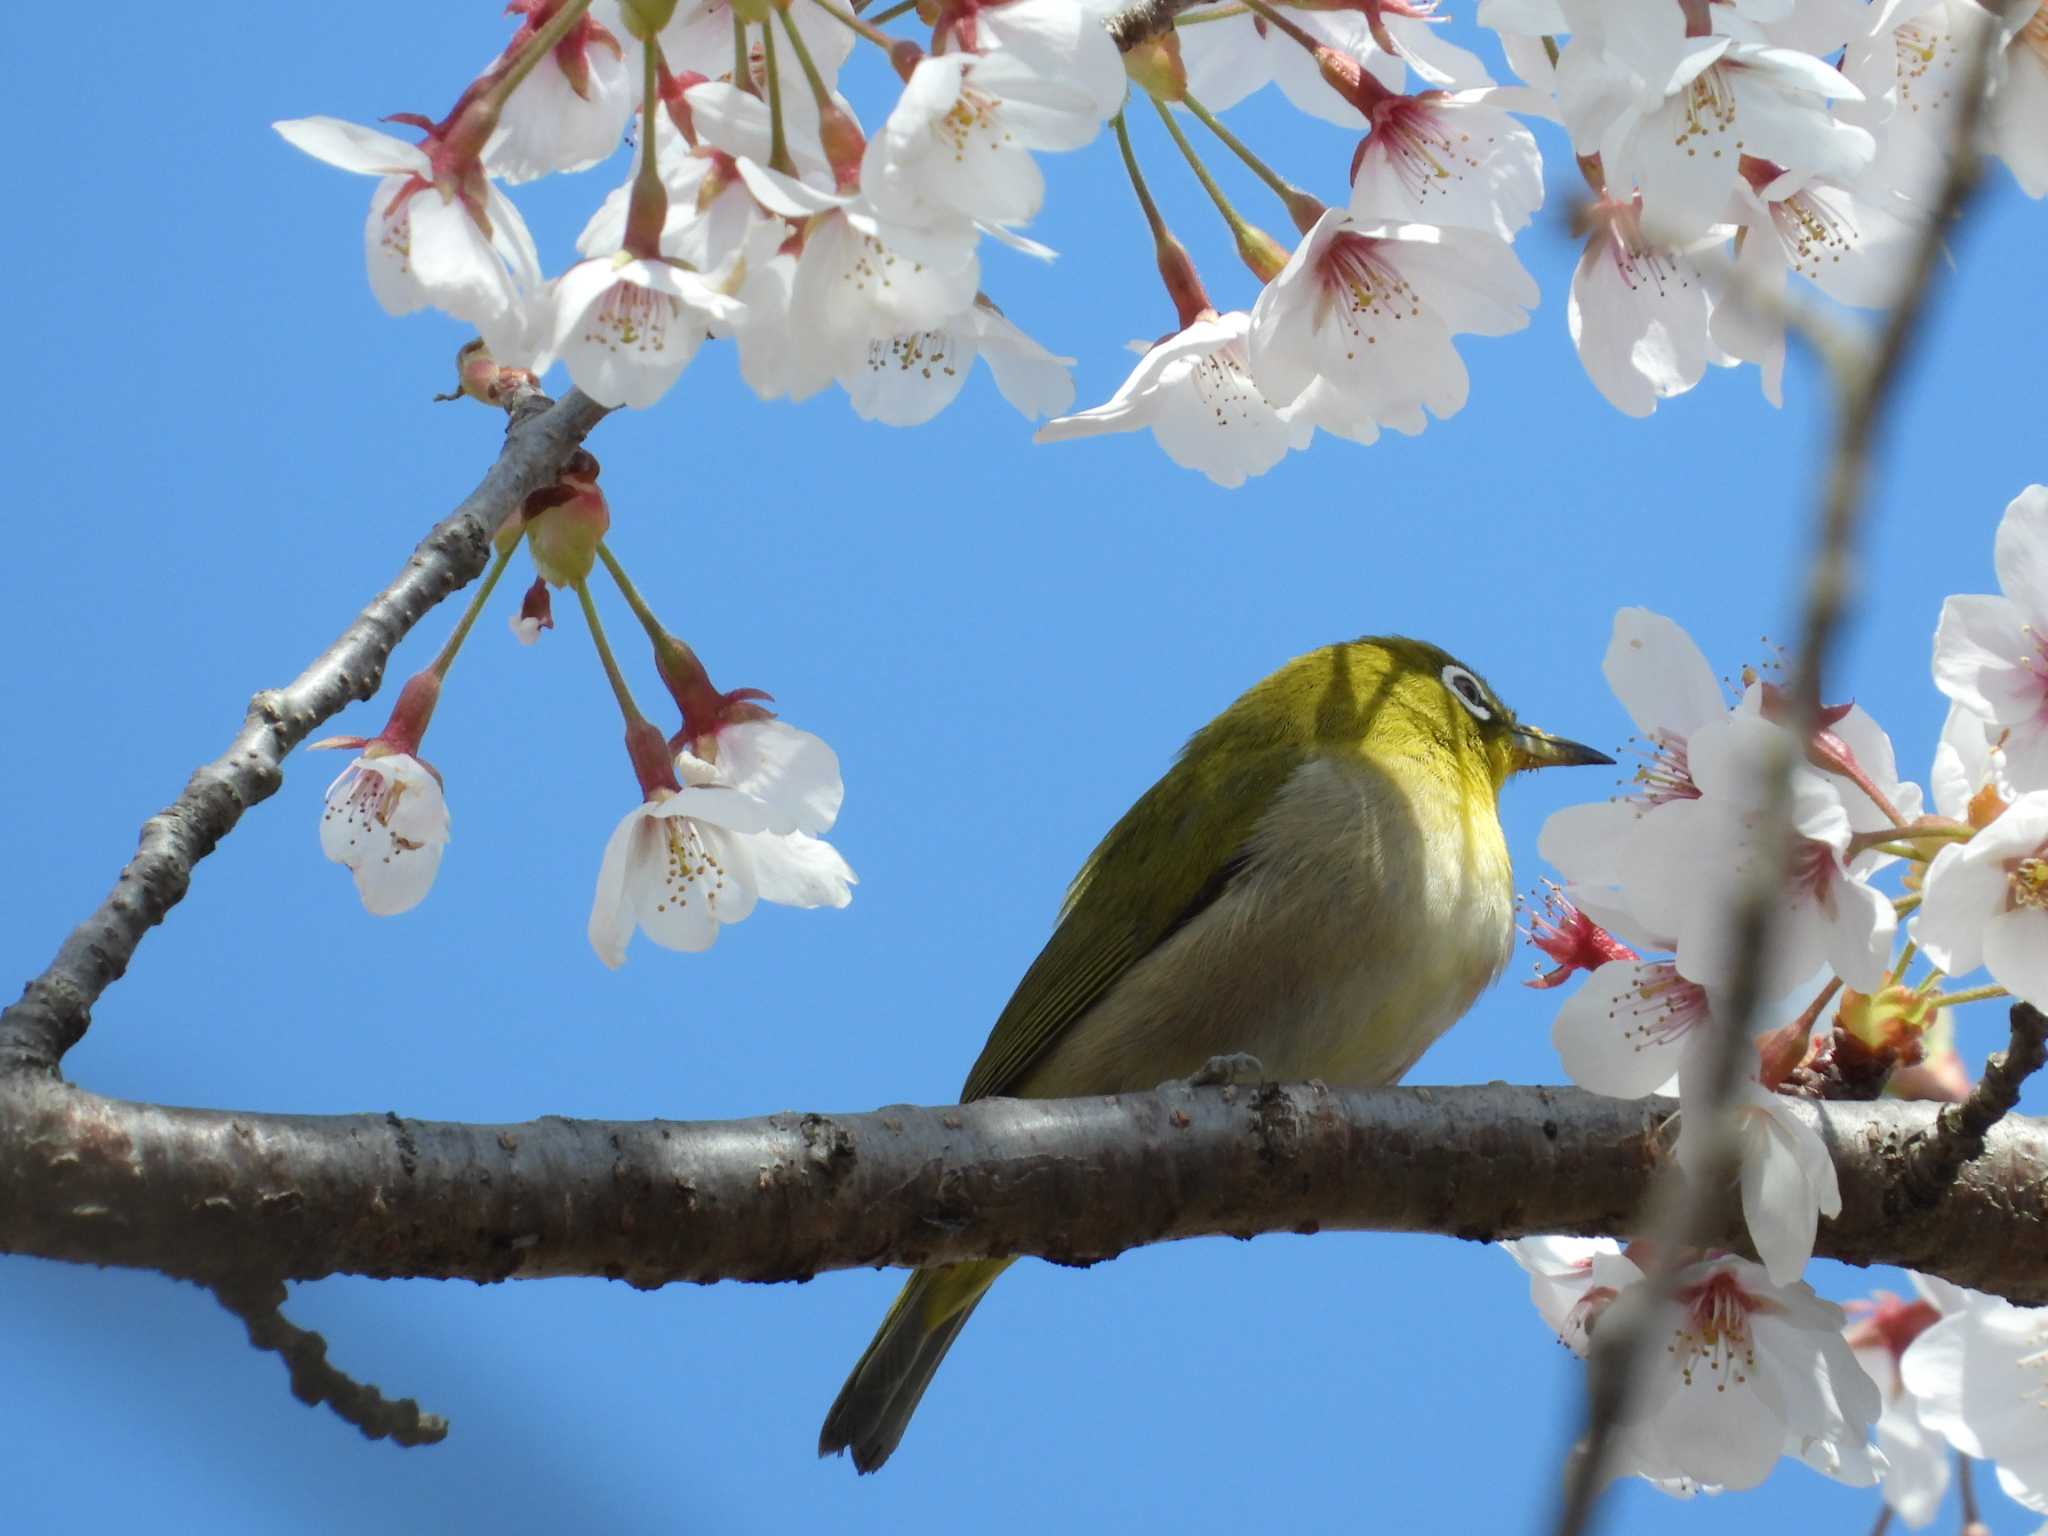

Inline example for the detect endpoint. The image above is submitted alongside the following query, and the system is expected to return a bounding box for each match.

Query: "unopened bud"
[511,577,555,645]
[1123,31,1187,101]
[618,0,680,40]
[1837,984,1935,1058]
[525,450,611,587]
[438,337,540,410]
[1236,222,1293,283]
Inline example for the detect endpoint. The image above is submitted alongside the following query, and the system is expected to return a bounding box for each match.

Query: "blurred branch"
[214,1278,448,1448]
[0,387,610,1081]
[4,1078,2048,1301]
[1551,12,2011,1534]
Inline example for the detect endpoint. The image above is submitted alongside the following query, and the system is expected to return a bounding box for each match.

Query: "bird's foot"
[1173,1052,1267,1090]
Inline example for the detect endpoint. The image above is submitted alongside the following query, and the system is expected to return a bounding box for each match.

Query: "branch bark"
[0,388,609,1080]
[4,1076,2045,1301]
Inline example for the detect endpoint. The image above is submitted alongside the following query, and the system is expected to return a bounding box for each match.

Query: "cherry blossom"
[1567,188,1724,417]
[1933,484,2048,789]
[630,0,855,97]
[273,117,541,360]
[1601,1255,1884,1492]
[1846,1282,1954,1528]
[1837,0,1996,206]
[1620,713,1895,995]
[1036,310,1308,489]
[535,241,744,409]
[1912,789,2048,1009]
[1539,607,1727,896]
[317,752,451,917]
[1554,0,1874,243]
[1552,952,1715,1099]
[588,720,854,967]
[1989,3,2048,196]
[963,0,1131,126]
[1246,210,1537,442]
[734,159,983,386]
[485,4,633,183]
[1676,1078,1841,1284]
[1900,1281,2048,1514]
[1347,86,1549,238]
[859,47,1113,239]
[1500,1234,1639,1354]
[1709,164,1918,405]
[1930,699,2013,825]
[840,300,1075,427]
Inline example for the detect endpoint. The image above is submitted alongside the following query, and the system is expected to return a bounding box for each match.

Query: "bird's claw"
[1173,1052,1267,1090]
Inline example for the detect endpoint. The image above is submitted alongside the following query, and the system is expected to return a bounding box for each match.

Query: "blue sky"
[3,4,2043,1532]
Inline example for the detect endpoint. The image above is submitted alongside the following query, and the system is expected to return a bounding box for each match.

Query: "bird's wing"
[958,740,1296,1101]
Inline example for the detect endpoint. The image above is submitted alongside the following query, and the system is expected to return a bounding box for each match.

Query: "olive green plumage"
[820,636,1608,1473]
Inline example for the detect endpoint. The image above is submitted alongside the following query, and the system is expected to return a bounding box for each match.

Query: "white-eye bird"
[819,636,1610,1472]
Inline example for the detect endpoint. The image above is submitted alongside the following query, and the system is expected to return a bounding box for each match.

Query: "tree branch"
[4,1077,2046,1301]
[1898,1002,2048,1208]
[214,1278,449,1447]
[0,388,610,1080]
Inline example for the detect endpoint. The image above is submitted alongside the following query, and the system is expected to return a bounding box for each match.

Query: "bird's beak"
[1510,725,1614,773]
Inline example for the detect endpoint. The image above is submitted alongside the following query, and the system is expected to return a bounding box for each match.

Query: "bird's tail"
[819,1258,1012,1473]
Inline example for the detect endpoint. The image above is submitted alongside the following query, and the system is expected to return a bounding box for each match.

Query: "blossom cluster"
[274,0,2048,488]
[314,449,855,966]
[1506,484,2048,1512]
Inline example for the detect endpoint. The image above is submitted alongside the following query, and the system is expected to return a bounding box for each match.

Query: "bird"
[818,635,1611,1472]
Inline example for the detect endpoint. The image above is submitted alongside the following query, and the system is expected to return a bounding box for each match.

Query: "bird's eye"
[1441,664,1492,721]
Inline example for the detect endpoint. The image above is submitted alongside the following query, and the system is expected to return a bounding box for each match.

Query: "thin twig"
[0,388,609,1080]
[1549,13,2011,1533]
[214,1280,448,1448]
[1898,1002,2048,1207]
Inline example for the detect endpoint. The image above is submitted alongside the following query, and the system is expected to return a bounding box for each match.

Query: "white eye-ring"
[1442,664,1492,721]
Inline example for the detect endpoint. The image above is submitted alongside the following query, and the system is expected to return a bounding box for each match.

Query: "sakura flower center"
[1612,961,1710,1056]
[327,768,428,855]
[1671,1269,1773,1390]
[650,812,735,917]
[2008,854,2048,913]
[1315,235,1421,349]
[584,278,681,357]
[1364,99,1487,207]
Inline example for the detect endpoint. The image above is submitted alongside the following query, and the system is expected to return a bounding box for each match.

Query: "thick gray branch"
[0,389,610,1079]
[3,1078,2045,1301]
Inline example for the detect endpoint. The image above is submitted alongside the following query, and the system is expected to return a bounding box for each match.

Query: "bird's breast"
[1020,751,1516,1097]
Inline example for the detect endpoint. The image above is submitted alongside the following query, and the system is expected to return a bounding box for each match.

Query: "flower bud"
[1123,32,1187,102]
[525,450,611,587]
[1236,223,1292,284]
[511,577,555,645]
[617,0,680,40]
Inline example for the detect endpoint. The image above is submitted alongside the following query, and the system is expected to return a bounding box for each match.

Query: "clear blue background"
[2,4,2042,1531]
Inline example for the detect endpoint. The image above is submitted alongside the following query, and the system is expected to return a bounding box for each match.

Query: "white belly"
[1020,753,1515,1096]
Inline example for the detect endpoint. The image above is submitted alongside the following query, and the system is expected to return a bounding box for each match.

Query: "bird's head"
[1303,637,1614,793]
